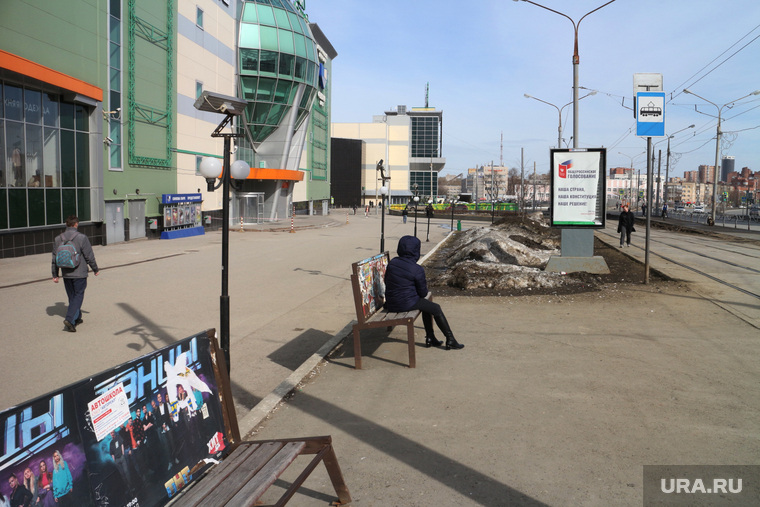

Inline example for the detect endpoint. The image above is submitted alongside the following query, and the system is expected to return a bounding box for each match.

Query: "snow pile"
[429,214,595,291]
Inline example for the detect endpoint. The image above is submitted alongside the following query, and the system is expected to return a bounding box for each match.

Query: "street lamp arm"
[517,0,575,27]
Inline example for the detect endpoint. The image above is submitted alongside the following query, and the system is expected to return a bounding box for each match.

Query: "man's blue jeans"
[63,277,87,323]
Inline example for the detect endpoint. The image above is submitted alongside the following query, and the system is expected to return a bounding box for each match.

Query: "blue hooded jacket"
[384,235,428,312]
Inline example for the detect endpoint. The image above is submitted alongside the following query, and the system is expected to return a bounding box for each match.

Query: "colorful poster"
[550,148,606,227]
[355,253,389,318]
[0,332,228,507]
[73,333,227,507]
[0,383,96,506]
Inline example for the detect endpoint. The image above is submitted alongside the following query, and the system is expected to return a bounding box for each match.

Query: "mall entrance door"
[236,193,264,224]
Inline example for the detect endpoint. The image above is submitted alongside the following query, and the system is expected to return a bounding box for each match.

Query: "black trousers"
[411,297,454,339]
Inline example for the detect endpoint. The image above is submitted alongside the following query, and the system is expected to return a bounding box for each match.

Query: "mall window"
[196,7,204,28]
[0,81,92,229]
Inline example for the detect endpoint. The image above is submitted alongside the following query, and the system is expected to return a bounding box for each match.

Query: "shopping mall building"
[0,0,335,257]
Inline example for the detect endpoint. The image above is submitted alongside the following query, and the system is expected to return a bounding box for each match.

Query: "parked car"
[693,205,705,213]
[750,206,759,217]
[675,204,685,211]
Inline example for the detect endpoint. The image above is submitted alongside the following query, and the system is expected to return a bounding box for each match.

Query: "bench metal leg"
[406,322,416,368]
[352,325,362,370]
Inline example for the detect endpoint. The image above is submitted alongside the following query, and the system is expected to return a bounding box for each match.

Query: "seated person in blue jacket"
[383,235,464,350]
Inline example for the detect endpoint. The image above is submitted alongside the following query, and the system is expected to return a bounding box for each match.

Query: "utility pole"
[520,147,525,214]
[656,149,662,214]
[533,161,537,211]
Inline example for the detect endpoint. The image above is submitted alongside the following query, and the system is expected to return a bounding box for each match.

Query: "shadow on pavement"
[290,391,550,507]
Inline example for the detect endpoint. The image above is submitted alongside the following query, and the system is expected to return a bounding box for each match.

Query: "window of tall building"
[411,116,440,158]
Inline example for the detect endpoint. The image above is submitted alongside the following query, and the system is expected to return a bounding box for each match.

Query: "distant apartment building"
[698,165,716,184]
[466,165,509,201]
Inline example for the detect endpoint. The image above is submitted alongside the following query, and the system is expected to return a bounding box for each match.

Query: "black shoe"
[425,336,442,348]
[445,338,464,350]
[63,320,77,332]
[75,317,83,325]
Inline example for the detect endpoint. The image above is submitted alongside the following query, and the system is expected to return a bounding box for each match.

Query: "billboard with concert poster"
[0,332,229,507]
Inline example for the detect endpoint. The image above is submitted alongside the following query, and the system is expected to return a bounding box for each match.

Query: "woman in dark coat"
[384,235,463,350]
[617,204,636,247]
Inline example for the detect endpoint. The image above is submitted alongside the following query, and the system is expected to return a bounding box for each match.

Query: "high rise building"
[721,156,735,182]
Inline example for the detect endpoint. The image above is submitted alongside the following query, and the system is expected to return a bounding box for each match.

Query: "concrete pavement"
[2,211,758,506]
[246,218,760,506]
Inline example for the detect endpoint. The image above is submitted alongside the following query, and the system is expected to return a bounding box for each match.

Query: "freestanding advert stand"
[546,148,609,274]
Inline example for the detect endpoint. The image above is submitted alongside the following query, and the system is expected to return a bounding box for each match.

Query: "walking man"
[617,205,636,247]
[52,215,99,332]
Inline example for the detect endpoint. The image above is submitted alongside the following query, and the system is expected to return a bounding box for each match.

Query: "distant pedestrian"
[364,205,369,217]
[662,203,668,219]
[617,204,636,247]
[641,203,647,216]
[52,215,99,332]
[426,203,434,219]
[402,206,408,224]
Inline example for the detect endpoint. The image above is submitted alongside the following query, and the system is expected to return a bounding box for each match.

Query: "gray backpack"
[55,232,80,269]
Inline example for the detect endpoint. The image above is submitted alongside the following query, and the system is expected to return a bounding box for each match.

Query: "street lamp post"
[515,0,616,149]
[412,183,420,237]
[194,91,249,372]
[524,91,597,149]
[683,88,760,225]
[516,0,616,275]
[377,159,390,252]
[426,200,433,242]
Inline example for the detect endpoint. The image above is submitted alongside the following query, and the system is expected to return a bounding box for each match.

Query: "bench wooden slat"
[184,442,284,506]
[180,442,261,506]
[225,441,307,507]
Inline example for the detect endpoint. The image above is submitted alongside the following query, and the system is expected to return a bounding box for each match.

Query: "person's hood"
[396,235,421,262]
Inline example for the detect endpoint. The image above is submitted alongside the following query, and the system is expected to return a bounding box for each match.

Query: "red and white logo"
[558,160,572,178]
[207,432,226,454]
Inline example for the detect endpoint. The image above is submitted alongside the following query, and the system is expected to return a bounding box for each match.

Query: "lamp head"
[199,157,222,179]
[194,91,247,116]
[683,88,692,95]
[379,185,388,196]
[524,93,532,99]
[230,159,250,180]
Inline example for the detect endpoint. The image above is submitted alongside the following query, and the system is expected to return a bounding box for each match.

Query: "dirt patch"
[426,214,666,298]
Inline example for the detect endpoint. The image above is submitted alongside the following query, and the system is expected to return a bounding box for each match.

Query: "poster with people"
[0,332,229,507]
[0,381,96,506]
[354,253,389,319]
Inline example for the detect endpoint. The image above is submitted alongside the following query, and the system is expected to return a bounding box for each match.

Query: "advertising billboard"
[550,148,606,228]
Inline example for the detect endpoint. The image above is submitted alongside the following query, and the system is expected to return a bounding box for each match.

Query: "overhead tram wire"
[668,23,760,103]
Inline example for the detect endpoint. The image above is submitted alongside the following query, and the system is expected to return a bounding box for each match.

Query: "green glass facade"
[238,0,319,145]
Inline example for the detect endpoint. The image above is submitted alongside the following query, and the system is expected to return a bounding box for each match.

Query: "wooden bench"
[350,252,431,369]
[172,334,352,506]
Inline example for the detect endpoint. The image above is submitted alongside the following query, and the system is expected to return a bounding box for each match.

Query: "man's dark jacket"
[384,235,428,312]
[617,211,636,233]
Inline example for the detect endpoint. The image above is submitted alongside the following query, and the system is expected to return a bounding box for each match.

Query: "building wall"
[0,1,107,257]
[332,117,413,205]
[329,138,362,207]
[175,0,237,210]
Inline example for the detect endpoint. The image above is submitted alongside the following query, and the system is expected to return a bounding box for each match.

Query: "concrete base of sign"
[545,255,610,274]
[160,226,205,240]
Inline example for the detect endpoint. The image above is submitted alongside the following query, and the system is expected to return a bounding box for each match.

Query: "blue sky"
[304,0,760,177]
